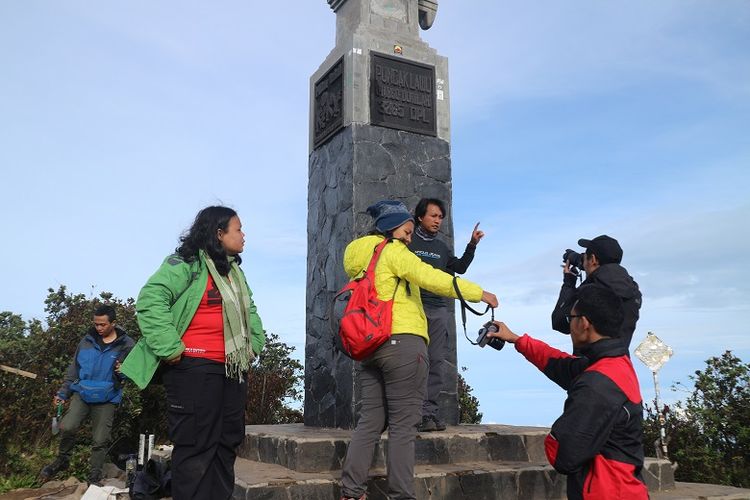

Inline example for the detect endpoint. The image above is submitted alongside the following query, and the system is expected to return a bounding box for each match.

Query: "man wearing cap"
[552,235,642,349]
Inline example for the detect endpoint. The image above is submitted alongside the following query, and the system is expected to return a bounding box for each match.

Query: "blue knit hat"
[367,200,413,233]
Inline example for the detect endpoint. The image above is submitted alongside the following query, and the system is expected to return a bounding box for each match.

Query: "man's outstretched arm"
[488,322,589,391]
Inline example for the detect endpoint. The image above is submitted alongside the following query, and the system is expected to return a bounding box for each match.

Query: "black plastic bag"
[129,458,171,500]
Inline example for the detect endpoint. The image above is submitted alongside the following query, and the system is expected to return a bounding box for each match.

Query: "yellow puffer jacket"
[343,235,484,342]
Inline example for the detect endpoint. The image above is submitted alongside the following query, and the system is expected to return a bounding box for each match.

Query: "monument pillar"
[305,0,458,428]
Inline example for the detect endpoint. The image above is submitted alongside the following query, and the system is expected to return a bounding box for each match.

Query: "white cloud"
[424,1,750,118]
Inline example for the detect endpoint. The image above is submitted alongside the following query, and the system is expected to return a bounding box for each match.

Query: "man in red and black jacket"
[489,284,648,499]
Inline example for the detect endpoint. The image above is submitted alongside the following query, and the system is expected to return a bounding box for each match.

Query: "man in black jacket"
[552,235,641,349]
[409,198,484,431]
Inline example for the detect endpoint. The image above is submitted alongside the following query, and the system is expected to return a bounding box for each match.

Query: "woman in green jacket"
[339,200,498,500]
[121,205,264,500]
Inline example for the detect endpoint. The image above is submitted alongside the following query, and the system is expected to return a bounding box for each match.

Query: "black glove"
[563,271,578,287]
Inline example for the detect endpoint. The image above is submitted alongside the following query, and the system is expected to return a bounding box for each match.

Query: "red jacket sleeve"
[515,334,590,391]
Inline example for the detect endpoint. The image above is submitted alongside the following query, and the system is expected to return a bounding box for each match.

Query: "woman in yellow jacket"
[340,200,498,500]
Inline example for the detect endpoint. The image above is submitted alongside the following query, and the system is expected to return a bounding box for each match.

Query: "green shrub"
[458,367,482,424]
[0,286,304,489]
[643,351,750,488]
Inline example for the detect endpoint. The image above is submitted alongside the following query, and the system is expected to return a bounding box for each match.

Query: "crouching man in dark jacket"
[40,305,134,485]
[552,234,641,349]
[489,284,648,500]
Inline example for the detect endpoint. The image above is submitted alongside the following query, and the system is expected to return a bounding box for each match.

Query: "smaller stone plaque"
[313,57,344,149]
[370,52,436,136]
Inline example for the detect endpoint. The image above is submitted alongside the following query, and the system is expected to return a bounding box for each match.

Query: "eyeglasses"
[565,314,584,324]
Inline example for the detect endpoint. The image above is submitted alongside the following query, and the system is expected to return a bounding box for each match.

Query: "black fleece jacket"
[552,264,642,349]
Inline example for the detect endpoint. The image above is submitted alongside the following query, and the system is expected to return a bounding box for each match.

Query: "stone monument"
[305,0,459,429]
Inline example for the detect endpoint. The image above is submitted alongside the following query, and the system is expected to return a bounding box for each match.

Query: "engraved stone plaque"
[370,52,436,136]
[313,57,344,149]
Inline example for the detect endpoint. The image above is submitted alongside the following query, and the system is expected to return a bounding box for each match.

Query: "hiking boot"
[87,471,103,487]
[417,415,437,432]
[432,415,447,431]
[39,457,69,482]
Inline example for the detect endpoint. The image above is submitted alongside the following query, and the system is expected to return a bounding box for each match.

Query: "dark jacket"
[58,326,135,404]
[551,264,642,348]
[515,335,648,500]
[408,234,476,308]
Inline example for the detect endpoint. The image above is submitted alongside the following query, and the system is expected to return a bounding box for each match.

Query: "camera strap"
[452,277,494,344]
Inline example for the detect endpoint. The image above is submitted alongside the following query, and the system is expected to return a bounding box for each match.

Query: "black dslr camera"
[476,321,505,351]
[563,248,584,269]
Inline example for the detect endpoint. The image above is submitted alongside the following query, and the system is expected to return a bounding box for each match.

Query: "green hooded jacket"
[120,252,265,389]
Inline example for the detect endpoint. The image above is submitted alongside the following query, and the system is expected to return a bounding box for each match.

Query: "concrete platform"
[234,423,676,499]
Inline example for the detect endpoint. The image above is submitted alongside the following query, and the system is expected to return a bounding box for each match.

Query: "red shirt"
[181,275,225,363]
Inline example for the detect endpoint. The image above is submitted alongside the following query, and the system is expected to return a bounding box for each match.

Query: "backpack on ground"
[331,238,400,360]
[129,457,171,500]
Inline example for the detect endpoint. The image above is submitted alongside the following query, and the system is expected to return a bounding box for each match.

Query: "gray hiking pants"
[340,334,428,500]
[422,305,449,418]
[59,392,116,480]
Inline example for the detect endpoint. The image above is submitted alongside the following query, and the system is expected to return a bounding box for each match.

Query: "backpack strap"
[365,238,391,276]
[367,238,402,299]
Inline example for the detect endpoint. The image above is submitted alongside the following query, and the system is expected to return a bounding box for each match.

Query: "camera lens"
[563,249,583,268]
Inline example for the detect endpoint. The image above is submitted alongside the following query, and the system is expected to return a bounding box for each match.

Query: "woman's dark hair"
[414,198,446,221]
[176,206,240,275]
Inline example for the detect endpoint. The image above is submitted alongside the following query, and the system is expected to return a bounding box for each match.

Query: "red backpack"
[331,238,400,360]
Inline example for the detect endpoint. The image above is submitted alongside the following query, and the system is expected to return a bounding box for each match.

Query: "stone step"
[233,456,566,500]
[240,423,551,473]
[233,456,675,500]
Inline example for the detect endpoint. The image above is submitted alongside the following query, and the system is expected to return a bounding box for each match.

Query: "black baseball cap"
[578,235,623,265]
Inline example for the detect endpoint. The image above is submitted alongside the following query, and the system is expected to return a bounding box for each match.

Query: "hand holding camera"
[476,321,505,351]
[562,249,584,283]
[487,321,520,344]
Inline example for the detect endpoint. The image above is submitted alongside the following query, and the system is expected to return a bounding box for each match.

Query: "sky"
[1,1,748,429]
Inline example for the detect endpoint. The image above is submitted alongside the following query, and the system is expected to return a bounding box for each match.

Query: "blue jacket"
[58,326,135,404]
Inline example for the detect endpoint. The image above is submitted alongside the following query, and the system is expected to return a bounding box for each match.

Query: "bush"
[246,331,304,424]
[458,367,482,424]
[643,351,750,488]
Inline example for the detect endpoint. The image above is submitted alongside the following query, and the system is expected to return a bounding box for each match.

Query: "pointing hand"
[470,222,485,245]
